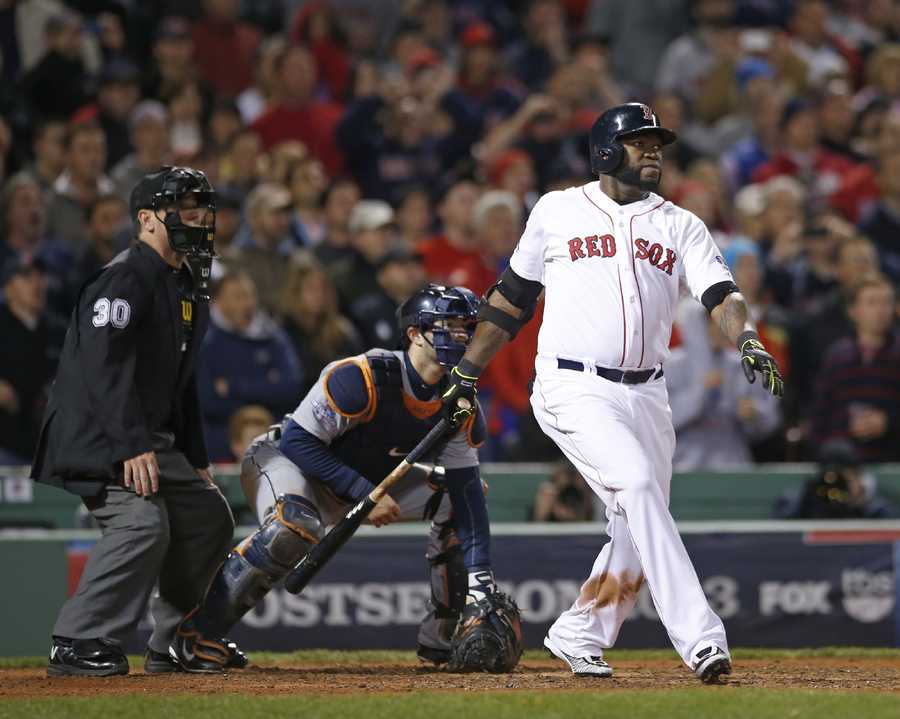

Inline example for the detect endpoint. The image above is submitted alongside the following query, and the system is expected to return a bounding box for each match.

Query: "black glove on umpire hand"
[738,331,784,397]
[442,360,480,428]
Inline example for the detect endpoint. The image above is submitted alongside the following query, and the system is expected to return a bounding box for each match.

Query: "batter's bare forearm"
[710,292,755,345]
[463,293,523,371]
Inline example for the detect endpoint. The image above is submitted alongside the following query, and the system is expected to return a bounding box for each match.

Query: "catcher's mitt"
[447,591,523,673]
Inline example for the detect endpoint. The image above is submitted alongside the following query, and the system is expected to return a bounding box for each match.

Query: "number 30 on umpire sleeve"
[92,297,131,329]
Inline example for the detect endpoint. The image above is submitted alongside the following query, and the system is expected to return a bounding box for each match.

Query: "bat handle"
[405,417,450,465]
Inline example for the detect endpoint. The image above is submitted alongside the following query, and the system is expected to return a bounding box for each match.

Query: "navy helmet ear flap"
[590,141,624,175]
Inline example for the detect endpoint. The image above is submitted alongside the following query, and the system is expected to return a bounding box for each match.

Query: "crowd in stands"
[2,0,900,471]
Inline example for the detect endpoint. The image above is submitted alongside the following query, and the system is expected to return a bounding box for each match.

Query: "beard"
[614,161,661,191]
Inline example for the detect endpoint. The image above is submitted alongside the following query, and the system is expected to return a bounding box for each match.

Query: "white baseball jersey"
[510,182,733,370]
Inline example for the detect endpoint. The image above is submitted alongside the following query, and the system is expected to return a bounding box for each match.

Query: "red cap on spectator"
[461,22,495,48]
[487,149,531,186]
[407,47,441,74]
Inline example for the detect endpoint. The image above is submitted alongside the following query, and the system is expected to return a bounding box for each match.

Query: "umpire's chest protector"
[31,243,209,495]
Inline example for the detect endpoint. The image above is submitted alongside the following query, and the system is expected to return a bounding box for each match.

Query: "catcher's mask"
[130,166,216,259]
[397,284,479,367]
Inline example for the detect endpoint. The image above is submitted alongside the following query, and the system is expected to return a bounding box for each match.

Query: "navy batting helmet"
[397,283,479,366]
[589,103,677,175]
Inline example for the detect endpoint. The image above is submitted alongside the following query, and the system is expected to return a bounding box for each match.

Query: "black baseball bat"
[283,406,463,594]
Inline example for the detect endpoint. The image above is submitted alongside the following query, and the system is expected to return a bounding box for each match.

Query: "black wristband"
[737,330,760,351]
[457,358,483,379]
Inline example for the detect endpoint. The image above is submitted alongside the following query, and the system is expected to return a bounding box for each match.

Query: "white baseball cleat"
[543,635,613,677]
[692,646,732,684]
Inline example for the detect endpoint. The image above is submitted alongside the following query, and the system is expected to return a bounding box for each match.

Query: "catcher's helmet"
[130,166,216,258]
[397,283,479,367]
[589,103,677,175]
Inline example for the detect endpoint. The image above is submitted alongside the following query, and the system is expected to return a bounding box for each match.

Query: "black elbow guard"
[477,266,543,339]
[701,281,740,314]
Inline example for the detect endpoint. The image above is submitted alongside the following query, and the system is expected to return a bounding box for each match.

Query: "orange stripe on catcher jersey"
[402,391,441,420]
[322,355,377,421]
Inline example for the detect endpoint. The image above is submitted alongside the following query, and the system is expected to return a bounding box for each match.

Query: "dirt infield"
[3,656,898,697]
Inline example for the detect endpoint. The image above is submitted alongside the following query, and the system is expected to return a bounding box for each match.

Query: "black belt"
[557,358,663,384]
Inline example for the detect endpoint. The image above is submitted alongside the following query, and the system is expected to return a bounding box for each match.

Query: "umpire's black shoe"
[47,637,129,677]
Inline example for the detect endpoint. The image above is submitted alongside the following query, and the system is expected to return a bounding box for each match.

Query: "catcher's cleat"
[145,648,182,674]
[543,635,613,678]
[692,646,732,684]
[148,640,247,673]
[47,637,129,677]
[416,643,450,666]
[224,639,249,669]
[168,617,230,674]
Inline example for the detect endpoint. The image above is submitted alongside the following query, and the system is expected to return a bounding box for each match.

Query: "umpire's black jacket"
[31,241,210,497]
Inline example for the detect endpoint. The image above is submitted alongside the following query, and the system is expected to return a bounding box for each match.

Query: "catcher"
[169,284,522,673]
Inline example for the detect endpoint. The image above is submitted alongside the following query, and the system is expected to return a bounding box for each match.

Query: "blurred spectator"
[656,0,740,126]
[202,98,243,168]
[586,0,689,93]
[143,16,207,103]
[223,182,299,315]
[21,10,89,119]
[417,179,481,285]
[751,98,856,206]
[766,210,854,313]
[788,235,880,428]
[90,59,142,168]
[395,186,432,250]
[217,128,263,197]
[774,439,897,518]
[289,1,351,101]
[787,0,852,87]
[192,0,262,98]
[855,42,900,108]
[337,58,465,202]
[236,34,287,124]
[0,254,63,464]
[349,248,426,349]
[23,119,67,196]
[45,122,113,253]
[810,274,900,463]
[210,185,243,258]
[313,177,361,266]
[449,190,522,296]
[505,0,569,92]
[287,155,328,247]
[443,21,523,142]
[250,43,344,175]
[724,238,790,379]
[530,461,595,522]
[818,77,864,162]
[198,270,303,461]
[227,404,274,463]
[329,199,396,308]
[63,194,128,311]
[278,254,363,396]
[857,147,900,284]
[110,101,171,203]
[167,80,206,162]
[1,174,61,265]
[667,304,781,470]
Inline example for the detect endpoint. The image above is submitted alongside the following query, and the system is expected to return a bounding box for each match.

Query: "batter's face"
[615,132,664,191]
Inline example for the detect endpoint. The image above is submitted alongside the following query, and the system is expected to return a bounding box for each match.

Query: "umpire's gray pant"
[53,444,234,653]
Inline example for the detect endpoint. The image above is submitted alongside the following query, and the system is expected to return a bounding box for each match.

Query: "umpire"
[32,167,235,677]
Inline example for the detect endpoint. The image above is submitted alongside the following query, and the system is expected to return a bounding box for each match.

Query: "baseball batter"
[441,103,784,683]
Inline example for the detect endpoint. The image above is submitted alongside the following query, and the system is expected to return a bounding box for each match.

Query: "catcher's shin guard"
[199,494,323,636]
[416,520,467,664]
